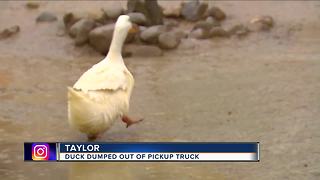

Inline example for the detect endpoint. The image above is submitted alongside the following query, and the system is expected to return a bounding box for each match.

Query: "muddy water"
[0,1,320,180]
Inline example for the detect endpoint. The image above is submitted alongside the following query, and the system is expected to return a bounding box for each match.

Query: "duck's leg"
[121,115,143,128]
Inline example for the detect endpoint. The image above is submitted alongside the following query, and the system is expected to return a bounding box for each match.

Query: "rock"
[193,20,218,31]
[249,16,274,31]
[191,17,220,39]
[181,0,208,22]
[102,5,123,19]
[163,6,181,18]
[125,34,136,44]
[36,12,57,23]
[210,27,229,37]
[124,44,163,57]
[128,12,147,25]
[207,6,226,21]
[122,50,133,58]
[63,11,106,30]
[69,18,96,46]
[0,25,20,40]
[88,24,114,54]
[63,12,82,30]
[89,10,108,24]
[164,19,179,29]
[189,28,211,39]
[205,16,220,26]
[140,25,166,44]
[139,26,147,32]
[252,16,274,27]
[127,0,163,26]
[26,2,39,9]
[173,29,188,40]
[158,32,180,49]
[228,24,249,37]
[69,18,95,38]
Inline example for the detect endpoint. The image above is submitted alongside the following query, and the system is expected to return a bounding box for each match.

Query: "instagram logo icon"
[32,143,49,160]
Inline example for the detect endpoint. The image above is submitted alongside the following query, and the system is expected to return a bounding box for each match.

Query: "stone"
[181,0,208,22]
[139,26,147,32]
[140,25,166,44]
[0,25,20,40]
[205,16,220,26]
[207,6,226,21]
[124,44,163,57]
[249,16,274,31]
[26,2,39,9]
[88,24,115,54]
[191,17,221,39]
[102,5,123,19]
[36,12,58,23]
[63,11,106,30]
[210,27,229,37]
[122,50,133,58]
[163,6,181,18]
[69,18,96,46]
[127,0,163,26]
[69,18,95,38]
[89,10,108,24]
[158,32,180,49]
[228,24,250,37]
[189,28,211,39]
[173,29,188,40]
[164,19,179,29]
[63,12,82,30]
[128,12,147,25]
[193,20,216,31]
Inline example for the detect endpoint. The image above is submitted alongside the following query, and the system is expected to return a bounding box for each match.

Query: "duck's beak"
[129,24,139,34]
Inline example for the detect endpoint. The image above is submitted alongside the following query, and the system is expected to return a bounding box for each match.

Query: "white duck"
[68,15,142,140]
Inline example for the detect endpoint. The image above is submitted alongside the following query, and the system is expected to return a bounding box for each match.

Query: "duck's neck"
[106,27,128,63]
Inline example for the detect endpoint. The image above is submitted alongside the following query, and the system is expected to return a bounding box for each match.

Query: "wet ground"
[0,1,320,180]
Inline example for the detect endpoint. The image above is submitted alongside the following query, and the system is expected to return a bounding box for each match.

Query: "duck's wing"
[73,63,128,92]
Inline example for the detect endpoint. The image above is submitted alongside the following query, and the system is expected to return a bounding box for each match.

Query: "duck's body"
[68,15,141,140]
[68,64,134,136]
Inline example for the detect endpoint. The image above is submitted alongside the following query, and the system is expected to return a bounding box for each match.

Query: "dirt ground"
[0,1,319,180]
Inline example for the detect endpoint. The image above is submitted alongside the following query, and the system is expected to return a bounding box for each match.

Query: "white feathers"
[73,60,129,92]
[67,87,131,135]
[67,15,134,137]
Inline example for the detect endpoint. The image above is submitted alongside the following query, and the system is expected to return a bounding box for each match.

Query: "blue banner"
[59,142,258,153]
[24,142,259,162]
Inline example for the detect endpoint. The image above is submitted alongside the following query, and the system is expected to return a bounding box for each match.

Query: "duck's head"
[107,15,139,58]
[115,15,139,34]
